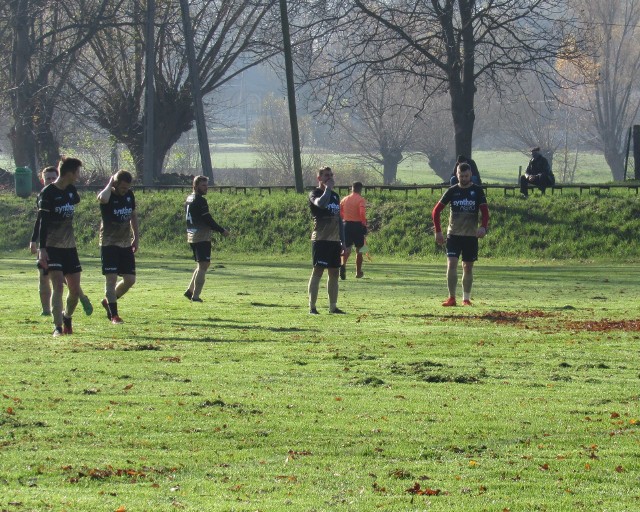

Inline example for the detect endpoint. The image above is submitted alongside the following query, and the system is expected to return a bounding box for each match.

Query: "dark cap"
[530,146,540,153]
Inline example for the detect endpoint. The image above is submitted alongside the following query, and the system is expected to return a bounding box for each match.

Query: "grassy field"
[2,149,618,185]
[202,149,617,185]
[1,255,639,511]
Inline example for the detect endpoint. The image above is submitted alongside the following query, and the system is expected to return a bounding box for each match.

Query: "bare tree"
[573,0,640,180]
[0,0,122,180]
[298,0,585,162]
[411,93,456,182]
[250,93,320,185]
[69,0,278,180]
[323,75,421,184]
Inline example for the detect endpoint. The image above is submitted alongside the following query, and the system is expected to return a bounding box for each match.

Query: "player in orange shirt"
[339,181,367,279]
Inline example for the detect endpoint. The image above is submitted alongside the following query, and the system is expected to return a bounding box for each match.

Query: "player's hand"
[222,229,230,237]
[325,177,335,190]
[132,239,139,253]
[435,232,445,245]
[38,249,48,270]
[29,242,37,254]
[476,227,487,239]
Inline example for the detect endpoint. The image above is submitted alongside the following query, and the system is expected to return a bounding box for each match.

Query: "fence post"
[633,125,640,180]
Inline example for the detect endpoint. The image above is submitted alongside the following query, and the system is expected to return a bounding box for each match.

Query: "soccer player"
[37,157,91,336]
[308,166,345,314]
[97,171,139,324]
[340,181,367,279]
[184,176,229,302]
[432,163,490,306]
[31,166,93,319]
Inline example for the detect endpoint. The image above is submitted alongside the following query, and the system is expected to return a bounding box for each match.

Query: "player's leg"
[38,267,51,316]
[341,246,351,280]
[445,257,459,305]
[191,261,210,302]
[187,242,210,302]
[327,267,343,313]
[111,247,136,320]
[116,274,136,299]
[355,251,364,278]
[352,225,366,278]
[461,237,478,305]
[63,272,81,333]
[308,266,324,314]
[49,270,65,335]
[443,236,461,306]
[327,242,343,313]
[462,261,474,304]
[104,273,119,320]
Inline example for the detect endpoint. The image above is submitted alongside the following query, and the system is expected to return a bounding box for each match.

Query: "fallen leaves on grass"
[285,450,312,463]
[564,319,640,332]
[160,356,182,363]
[65,465,177,484]
[406,482,441,495]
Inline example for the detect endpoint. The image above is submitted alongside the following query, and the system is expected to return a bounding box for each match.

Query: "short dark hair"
[40,166,58,178]
[58,157,82,176]
[317,166,332,179]
[457,162,471,173]
[114,170,133,184]
[352,181,363,193]
[193,175,208,191]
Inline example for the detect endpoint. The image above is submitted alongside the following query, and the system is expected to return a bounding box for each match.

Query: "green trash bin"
[14,167,32,198]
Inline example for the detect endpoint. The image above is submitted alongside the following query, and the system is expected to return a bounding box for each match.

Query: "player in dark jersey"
[37,157,91,336]
[31,167,93,319]
[308,166,345,314]
[97,170,139,324]
[184,176,229,302]
[432,163,490,307]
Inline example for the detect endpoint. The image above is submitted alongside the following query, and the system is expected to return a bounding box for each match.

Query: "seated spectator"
[520,147,555,198]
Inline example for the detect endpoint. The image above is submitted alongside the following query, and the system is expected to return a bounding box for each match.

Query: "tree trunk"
[451,95,474,159]
[604,148,625,181]
[382,150,402,184]
[9,0,38,177]
[34,103,61,168]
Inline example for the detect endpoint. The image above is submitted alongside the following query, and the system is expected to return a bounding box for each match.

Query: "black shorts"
[446,235,478,262]
[190,241,211,262]
[312,240,341,268]
[101,245,136,275]
[45,247,82,275]
[344,221,366,249]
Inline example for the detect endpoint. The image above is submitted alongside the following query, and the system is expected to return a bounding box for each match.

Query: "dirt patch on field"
[445,310,551,324]
[563,319,640,332]
[442,310,640,333]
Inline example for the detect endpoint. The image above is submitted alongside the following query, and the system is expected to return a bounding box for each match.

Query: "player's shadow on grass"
[131,334,244,343]
[171,319,309,334]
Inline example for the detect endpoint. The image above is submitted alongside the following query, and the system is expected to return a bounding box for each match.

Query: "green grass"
[3,149,617,185]
[204,149,617,184]
[1,256,639,510]
[3,189,640,262]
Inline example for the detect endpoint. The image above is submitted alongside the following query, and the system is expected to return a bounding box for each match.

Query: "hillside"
[2,188,640,260]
